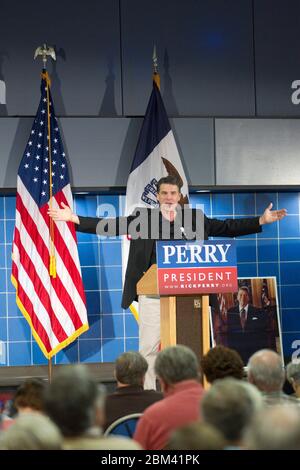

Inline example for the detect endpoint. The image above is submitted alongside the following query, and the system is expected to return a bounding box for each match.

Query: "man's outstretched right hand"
[47,202,79,224]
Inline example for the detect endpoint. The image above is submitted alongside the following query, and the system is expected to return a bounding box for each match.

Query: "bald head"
[246,405,300,450]
[247,349,284,392]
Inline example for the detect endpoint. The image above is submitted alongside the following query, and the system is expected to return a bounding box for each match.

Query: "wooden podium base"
[160,295,210,361]
[137,264,211,387]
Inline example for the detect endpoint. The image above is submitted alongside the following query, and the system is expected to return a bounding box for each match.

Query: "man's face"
[237,289,249,308]
[156,183,181,211]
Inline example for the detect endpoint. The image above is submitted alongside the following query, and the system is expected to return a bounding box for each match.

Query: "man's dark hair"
[157,176,182,193]
[14,378,46,412]
[200,346,244,384]
[239,286,250,294]
[115,351,148,386]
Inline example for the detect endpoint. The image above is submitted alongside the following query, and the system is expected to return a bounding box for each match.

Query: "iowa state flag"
[123,78,189,319]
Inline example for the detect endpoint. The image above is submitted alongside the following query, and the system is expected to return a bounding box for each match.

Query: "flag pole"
[126,46,161,324]
[34,44,57,278]
[34,45,57,379]
[152,44,160,89]
[48,357,52,383]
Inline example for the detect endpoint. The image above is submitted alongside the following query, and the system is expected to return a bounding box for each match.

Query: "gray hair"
[44,365,106,437]
[201,378,263,443]
[115,351,148,386]
[245,405,300,450]
[247,349,284,392]
[167,422,226,450]
[154,345,199,385]
[0,413,62,450]
[286,362,300,386]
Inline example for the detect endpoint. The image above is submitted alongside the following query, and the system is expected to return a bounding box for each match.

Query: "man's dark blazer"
[76,207,262,309]
[226,304,269,363]
[104,385,163,430]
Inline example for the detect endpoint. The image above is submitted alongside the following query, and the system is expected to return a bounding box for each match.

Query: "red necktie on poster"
[240,308,246,330]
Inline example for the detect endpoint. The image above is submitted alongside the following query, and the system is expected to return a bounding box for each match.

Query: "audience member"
[247,349,299,405]
[166,422,226,450]
[44,364,140,450]
[0,378,46,431]
[201,378,263,448]
[286,361,300,399]
[105,351,163,429]
[0,413,62,450]
[134,345,204,450]
[200,345,244,383]
[245,405,300,449]
[13,378,46,414]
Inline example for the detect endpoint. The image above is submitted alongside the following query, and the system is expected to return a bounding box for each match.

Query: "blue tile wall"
[102,338,125,362]
[102,314,125,339]
[211,193,233,216]
[78,243,100,267]
[0,319,7,342]
[9,342,31,366]
[235,239,257,263]
[100,266,122,290]
[32,342,48,366]
[55,341,79,365]
[278,193,299,214]
[0,269,6,294]
[257,262,280,280]
[1,191,300,366]
[255,193,279,213]
[5,197,16,219]
[79,339,102,363]
[0,224,4,244]
[102,290,123,314]
[234,193,256,216]
[100,242,122,266]
[257,240,278,263]
[280,239,300,262]
[0,198,4,219]
[190,193,211,215]
[0,294,6,319]
[85,291,101,315]
[0,247,5,269]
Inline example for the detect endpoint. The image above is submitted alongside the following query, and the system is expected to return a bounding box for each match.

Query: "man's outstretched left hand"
[259,203,287,225]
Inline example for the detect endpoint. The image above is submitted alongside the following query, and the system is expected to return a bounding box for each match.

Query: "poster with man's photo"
[210,277,283,365]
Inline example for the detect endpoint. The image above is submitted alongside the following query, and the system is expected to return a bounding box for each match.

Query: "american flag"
[11,70,88,359]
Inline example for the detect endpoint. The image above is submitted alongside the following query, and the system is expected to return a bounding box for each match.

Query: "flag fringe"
[129,303,139,323]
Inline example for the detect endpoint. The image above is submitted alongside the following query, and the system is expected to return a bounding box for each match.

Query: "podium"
[136,264,210,362]
[136,240,238,372]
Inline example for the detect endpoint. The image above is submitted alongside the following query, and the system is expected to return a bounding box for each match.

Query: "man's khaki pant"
[138,295,160,390]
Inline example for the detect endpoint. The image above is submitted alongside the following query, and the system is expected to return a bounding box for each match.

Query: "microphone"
[180,227,188,240]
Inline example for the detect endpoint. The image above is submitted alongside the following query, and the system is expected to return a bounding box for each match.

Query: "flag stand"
[35,45,56,386]
[48,358,52,383]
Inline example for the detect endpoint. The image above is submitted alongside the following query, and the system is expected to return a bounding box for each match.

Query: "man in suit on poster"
[226,286,269,364]
[48,176,287,388]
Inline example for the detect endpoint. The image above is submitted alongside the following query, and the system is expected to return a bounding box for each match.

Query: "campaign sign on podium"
[156,240,238,295]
